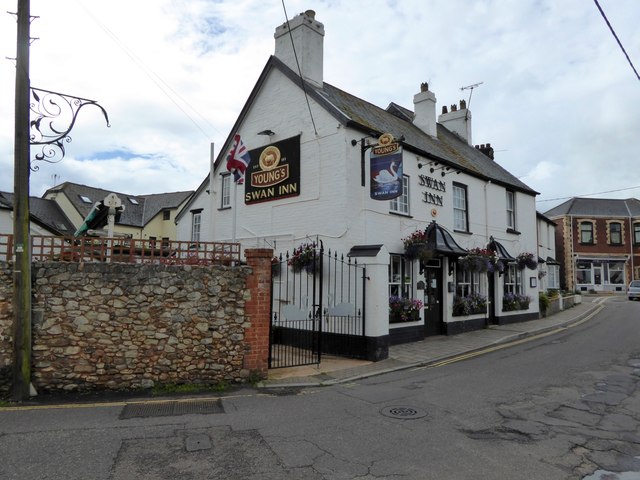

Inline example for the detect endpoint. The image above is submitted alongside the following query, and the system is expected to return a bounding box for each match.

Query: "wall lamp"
[257,129,275,136]
[417,161,460,177]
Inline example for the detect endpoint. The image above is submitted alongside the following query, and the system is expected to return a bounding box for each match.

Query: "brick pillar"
[243,248,273,377]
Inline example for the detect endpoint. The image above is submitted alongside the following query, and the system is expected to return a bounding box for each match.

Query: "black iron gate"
[269,242,367,369]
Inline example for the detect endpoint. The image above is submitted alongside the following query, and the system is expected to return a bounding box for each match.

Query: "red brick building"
[544,197,640,293]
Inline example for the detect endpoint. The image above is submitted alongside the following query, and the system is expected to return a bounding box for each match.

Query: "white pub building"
[177,10,541,361]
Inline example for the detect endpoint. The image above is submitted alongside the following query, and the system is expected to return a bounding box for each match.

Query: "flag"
[226,134,250,184]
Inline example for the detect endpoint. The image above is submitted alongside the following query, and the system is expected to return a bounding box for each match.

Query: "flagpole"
[232,178,238,243]
[209,142,215,241]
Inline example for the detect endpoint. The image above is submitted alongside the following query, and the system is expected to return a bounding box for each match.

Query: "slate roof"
[0,191,75,235]
[44,182,193,228]
[179,56,538,221]
[313,79,537,195]
[543,197,640,218]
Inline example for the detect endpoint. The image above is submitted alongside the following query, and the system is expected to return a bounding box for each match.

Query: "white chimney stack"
[412,83,437,138]
[438,100,472,145]
[274,10,325,88]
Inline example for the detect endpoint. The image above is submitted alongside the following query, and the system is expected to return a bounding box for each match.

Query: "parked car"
[629,280,640,301]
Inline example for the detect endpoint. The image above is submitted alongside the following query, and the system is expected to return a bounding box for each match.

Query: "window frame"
[503,264,522,295]
[389,174,410,215]
[609,221,622,245]
[388,254,412,298]
[452,182,468,232]
[506,190,516,231]
[579,221,594,245]
[162,210,171,221]
[190,210,202,242]
[634,222,640,245]
[220,173,231,209]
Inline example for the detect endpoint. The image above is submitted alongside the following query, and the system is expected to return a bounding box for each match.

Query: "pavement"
[261,296,608,389]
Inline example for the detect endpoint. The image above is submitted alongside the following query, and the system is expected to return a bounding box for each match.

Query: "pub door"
[423,265,443,337]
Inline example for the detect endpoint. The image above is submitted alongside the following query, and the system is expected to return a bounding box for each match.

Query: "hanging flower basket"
[458,248,502,273]
[389,296,423,323]
[402,231,432,261]
[516,252,538,270]
[288,242,319,273]
[271,256,281,277]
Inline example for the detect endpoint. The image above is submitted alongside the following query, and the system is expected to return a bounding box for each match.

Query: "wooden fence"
[0,234,241,265]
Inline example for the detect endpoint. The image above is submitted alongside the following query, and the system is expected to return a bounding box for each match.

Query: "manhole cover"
[380,406,428,419]
[120,399,224,419]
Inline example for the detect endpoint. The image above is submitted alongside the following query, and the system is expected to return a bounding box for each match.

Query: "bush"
[538,292,550,317]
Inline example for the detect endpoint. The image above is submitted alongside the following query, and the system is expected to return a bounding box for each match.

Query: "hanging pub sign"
[245,135,301,205]
[370,133,402,201]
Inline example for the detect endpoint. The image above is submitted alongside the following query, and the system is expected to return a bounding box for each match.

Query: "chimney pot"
[420,82,429,92]
[451,104,457,112]
[460,99,466,109]
[305,9,316,19]
[442,106,448,114]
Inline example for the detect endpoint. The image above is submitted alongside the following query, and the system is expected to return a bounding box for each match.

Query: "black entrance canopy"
[488,236,516,262]
[424,221,468,257]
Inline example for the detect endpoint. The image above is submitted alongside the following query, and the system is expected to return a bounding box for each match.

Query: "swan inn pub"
[176,10,541,362]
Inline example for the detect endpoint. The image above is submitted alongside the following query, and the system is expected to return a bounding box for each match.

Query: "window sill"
[453,229,473,235]
[389,211,412,218]
[506,228,521,235]
[218,206,231,211]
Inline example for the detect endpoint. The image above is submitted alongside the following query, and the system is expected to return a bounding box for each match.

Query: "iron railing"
[0,234,241,265]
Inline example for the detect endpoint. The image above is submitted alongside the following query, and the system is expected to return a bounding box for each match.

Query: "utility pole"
[12,0,32,401]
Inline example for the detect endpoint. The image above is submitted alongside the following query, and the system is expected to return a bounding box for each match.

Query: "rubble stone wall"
[0,249,271,393]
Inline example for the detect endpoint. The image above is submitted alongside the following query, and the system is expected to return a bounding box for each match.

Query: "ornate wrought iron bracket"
[29,86,110,170]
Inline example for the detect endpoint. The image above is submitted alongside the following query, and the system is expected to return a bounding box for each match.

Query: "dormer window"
[79,195,92,204]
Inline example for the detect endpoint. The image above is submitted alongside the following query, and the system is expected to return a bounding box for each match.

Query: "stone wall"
[0,249,272,393]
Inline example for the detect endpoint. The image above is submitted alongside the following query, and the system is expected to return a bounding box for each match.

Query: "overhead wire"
[74,1,222,140]
[536,184,640,203]
[593,0,640,81]
[281,0,318,136]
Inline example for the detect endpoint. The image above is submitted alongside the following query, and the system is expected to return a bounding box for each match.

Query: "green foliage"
[538,291,550,316]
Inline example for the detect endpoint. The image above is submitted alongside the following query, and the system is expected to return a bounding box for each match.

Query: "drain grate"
[120,399,224,419]
[380,406,428,420]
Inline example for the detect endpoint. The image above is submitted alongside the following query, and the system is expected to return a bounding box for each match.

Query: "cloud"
[0,0,638,211]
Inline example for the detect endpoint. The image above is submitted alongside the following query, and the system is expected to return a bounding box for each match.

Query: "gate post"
[243,248,273,377]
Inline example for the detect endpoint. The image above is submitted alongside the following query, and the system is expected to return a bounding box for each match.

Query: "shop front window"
[576,261,592,284]
[608,262,625,284]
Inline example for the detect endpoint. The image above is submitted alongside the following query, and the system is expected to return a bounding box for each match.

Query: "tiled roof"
[181,55,540,222]
[0,191,75,235]
[543,197,640,218]
[44,182,193,228]
[312,79,537,195]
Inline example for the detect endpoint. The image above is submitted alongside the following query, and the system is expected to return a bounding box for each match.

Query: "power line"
[536,184,640,203]
[75,1,222,140]
[281,1,318,136]
[593,0,640,82]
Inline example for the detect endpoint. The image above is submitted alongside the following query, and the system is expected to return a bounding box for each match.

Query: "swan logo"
[370,134,403,201]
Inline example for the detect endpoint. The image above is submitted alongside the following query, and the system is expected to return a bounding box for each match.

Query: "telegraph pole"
[12,0,32,401]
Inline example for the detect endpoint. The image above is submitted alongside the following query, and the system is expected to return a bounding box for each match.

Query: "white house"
[176,10,540,360]
[536,211,560,292]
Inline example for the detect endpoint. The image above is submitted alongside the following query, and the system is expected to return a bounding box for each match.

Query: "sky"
[0,0,639,212]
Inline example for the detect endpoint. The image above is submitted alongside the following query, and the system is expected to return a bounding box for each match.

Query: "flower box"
[389,296,423,323]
